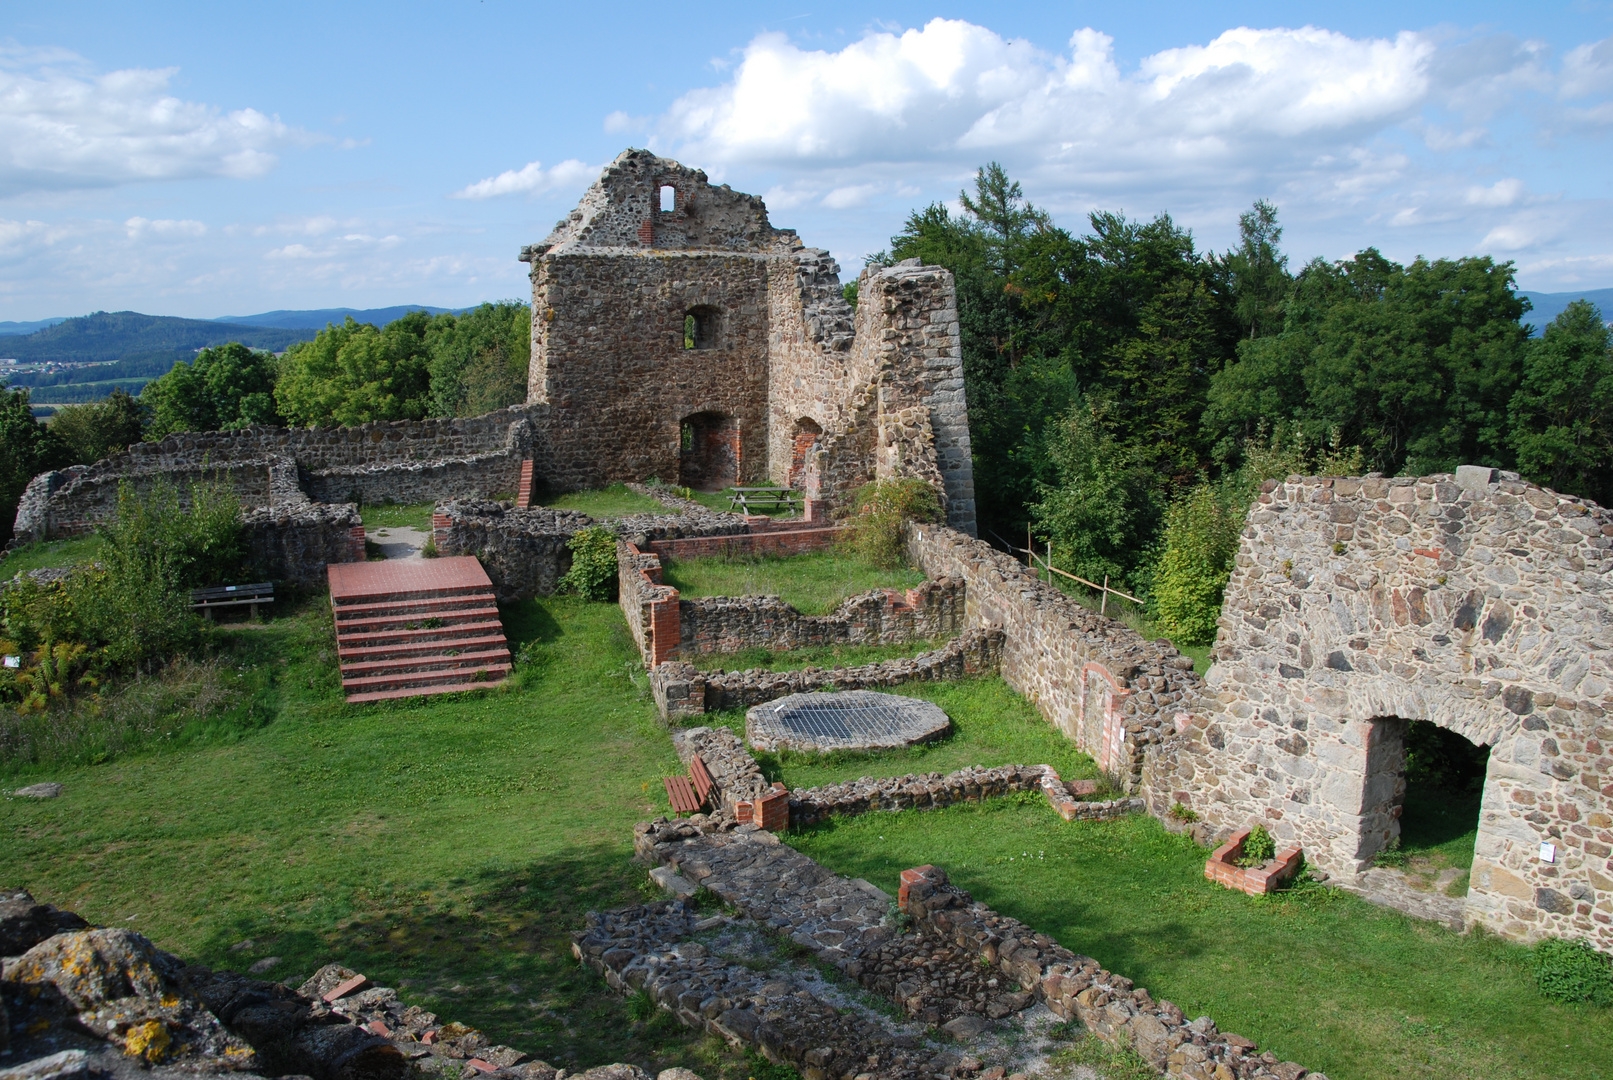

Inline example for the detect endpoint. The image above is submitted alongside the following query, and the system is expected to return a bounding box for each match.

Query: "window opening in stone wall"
[1363,717,1489,897]
[684,306,720,350]
[660,185,676,213]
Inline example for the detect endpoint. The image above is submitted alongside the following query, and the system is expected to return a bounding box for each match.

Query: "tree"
[1213,199,1291,340]
[1510,300,1613,505]
[0,386,71,546]
[424,301,531,417]
[1204,250,1528,475]
[48,388,147,464]
[141,343,280,437]
[275,317,431,426]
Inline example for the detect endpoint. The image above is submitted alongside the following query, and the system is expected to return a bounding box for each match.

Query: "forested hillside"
[0,311,313,366]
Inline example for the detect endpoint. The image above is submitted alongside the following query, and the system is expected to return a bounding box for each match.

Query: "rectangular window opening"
[660,185,676,213]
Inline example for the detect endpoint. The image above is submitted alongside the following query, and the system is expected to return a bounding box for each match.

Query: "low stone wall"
[680,578,964,656]
[906,524,1200,791]
[668,725,772,810]
[245,500,363,588]
[304,451,525,506]
[899,866,1322,1079]
[434,501,591,602]
[787,764,1047,828]
[643,526,843,561]
[651,628,1005,720]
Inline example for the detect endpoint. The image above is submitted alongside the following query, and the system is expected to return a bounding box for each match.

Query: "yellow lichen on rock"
[123,1019,171,1062]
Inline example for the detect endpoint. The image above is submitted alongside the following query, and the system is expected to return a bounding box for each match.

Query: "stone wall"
[906,523,1201,791]
[244,500,363,589]
[650,628,1004,720]
[433,501,591,602]
[1143,468,1613,948]
[679,578,964,656]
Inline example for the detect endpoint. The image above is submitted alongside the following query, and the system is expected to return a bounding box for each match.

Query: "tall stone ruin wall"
[1143,469,1613,948]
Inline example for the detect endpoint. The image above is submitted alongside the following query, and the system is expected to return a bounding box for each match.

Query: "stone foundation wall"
[650,628,1004,720]
[642,525,843,560]
[906,523,1201,791]
[679,578,963,656]
[433,501,591,602]
[244,500,363,588]
[1144,468,1613,948]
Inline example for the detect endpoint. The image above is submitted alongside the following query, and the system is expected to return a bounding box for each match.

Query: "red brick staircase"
[327,556,511,703]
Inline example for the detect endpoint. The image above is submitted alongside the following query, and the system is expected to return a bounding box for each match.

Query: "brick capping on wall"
[1203,830,1305,897]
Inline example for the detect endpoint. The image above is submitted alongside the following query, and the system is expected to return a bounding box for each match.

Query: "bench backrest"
[689,754,715,804]
[191,583,275,601]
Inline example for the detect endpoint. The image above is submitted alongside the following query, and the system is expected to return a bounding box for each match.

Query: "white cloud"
[0,48,305,197]
[124,216,206,239]
[1465,179,1525,207]
[451,158,597,199]
[822,183,880,209]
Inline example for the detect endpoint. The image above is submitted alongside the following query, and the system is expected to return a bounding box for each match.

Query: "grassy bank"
[542,484,666,518]
[662,551,924,615]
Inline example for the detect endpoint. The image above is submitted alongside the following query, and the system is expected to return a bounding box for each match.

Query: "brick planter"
[1205,829,1303,896]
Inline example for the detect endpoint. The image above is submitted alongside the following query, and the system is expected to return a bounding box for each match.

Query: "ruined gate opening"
[1360,717,1490,888]
[679,411,740,491]
[787,417,822,490]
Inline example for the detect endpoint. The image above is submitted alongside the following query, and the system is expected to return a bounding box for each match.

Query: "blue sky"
[4,0,1613,319]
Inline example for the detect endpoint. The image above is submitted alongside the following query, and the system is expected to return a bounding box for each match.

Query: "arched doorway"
[679,411,739,490]
[787,417,822,490]
[1359,716,1491,895]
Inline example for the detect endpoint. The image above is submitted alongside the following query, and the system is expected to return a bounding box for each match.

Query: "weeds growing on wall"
[840,479,941,568]
[1532,938,1613,1006]
[557,526,618,601]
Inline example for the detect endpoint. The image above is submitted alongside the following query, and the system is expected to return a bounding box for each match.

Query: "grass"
[0,535,106,577]
[698,675,1103,792]
[0,594,762,1079]
[1376,784,1482,896]
[682,639,947,674]
[661,551,924,615]
[360,502,436,531]
[683,488,797,517]
[789,800,1612,1080]
[542,484,666,519]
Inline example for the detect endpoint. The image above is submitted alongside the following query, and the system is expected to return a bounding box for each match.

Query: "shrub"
[1533,938,1613,1006]
[1236,824,1276,867]
[558,527,618,601]
[840,479,942,568]
[1149,483,1244,645]
[1169,802,1199,823]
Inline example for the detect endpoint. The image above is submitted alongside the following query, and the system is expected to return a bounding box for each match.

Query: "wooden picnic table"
[728,487,802,514]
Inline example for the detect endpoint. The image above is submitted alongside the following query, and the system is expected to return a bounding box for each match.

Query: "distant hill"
[215,305,463,329]
[0,317,67,336]
[1518,288,1613,333]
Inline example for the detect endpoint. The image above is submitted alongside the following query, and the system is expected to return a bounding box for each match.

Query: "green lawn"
[661,551,924,615]
[360,501,437,531]
[699,676,1102,792]
[0,595,756,1079]
[683,488,797,517]
[683,639,946,674]
[0,535,105,577]
[790,801,1611,1080]
[542,484,667,518]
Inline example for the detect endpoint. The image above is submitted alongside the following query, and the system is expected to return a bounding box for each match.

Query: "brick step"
[340,647,512,679]
[332,593,498,621]
[336,633,511,663]
[341,663,512,695]
[345,678,510,704]
[333,606,501,635]
[333,620,507,649]
[330,582,493,607]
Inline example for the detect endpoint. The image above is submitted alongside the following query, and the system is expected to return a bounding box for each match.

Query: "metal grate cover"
[746,690,951,753]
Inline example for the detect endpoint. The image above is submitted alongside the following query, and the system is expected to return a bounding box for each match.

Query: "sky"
[5,1,1613,320]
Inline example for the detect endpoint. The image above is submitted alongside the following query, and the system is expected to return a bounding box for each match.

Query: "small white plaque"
[1,655,18,669]
[1540,842,1556,864]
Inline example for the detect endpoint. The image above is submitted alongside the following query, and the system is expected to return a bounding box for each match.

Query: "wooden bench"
[728,487,801,514]
[663,753,716,816]
[190,582,275,620]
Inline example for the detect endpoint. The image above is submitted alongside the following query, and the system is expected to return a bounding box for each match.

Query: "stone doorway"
[679,411,740,490]
[787,417,822,490]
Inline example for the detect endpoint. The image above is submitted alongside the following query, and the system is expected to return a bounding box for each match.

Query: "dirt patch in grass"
[661,551,923,615]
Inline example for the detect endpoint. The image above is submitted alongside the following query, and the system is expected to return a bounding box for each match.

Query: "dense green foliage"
[47,389,147,463]
[557,526,619,601]
[425,302,532,418]
[840,478,942,568]
[141,343,281,436]
[1532,938,1613,1006]
[1147,483,1243,644]
[1509,299,1613,503]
